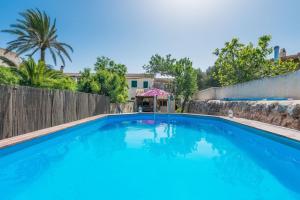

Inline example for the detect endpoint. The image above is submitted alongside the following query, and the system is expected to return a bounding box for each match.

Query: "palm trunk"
[40,48,46,62]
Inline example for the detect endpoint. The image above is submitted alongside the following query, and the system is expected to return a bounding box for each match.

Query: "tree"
[143,54,176,76]
[2,9,73,66]
[262,59,299,77]
[178,64,197,112]
[13,58,62,87]
[77,68,100,94]
[144,55,198,111]
[213,35,272,86]
[196,68,206,90]
[196,66,221,90]
[205,66,221,88]
[212,35,299,86]
[95,56,127,76]
[94,57,128,103]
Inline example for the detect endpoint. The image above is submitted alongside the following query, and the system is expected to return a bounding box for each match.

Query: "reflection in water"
[81,121,127,157]
[143,121,203,157]
[211,124,300,195]
[199,125,265,190]
[141,118,300,196]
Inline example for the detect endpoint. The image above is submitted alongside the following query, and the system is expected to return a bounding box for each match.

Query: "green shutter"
[131,80,137,88]
[143,81,148,88]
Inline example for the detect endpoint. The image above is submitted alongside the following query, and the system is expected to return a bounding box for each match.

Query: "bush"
[41,77,77,91]
[77,68,101,94]
[94,57,128,103]
[175,107,183,113]
[0,66,19,85]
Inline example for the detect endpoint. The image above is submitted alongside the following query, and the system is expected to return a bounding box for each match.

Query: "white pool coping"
[0,113,299,149]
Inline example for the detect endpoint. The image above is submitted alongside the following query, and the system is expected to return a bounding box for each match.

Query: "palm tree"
[13,58,62,87]
[2,9,73,66]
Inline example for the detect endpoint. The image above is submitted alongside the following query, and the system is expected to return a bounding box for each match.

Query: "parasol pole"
[154,95,157,113]
[167,95,170,113]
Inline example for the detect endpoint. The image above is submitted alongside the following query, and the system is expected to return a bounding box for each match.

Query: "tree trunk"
[40,48,46,62]
[181,98,187,113]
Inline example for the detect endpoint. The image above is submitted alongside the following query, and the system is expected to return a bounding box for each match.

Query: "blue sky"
[1,0,300,73]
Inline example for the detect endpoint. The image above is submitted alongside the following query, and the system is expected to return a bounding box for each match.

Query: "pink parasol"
[138,88,169,97]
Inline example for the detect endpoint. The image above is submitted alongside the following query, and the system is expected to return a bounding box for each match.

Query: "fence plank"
[51,90,65,126]
[0,86,13,138]
[63,91,77,123]
[0,85,110,140]
[76,92,89,120]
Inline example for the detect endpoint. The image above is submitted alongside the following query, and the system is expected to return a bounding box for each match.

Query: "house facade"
[126,73,155,100]
[0,48,22,67]
[64,72,81,82]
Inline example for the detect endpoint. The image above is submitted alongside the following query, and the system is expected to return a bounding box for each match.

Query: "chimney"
[60,66,65,72]
[274,46,280,61]
[279,48,286,58]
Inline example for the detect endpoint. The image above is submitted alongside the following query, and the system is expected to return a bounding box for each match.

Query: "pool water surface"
[0,114,300,200]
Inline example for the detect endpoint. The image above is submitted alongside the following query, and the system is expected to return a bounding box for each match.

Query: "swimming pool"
[0,114,300,200]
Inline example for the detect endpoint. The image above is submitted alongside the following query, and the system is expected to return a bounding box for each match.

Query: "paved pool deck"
[0,113,299,149]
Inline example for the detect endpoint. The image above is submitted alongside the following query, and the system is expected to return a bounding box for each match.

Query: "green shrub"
[175,107,183,113]
[13,59,76,91]
[41,77,77,91]
[77,68,101,94]
[94,57,128,103]
[0,66,19,85]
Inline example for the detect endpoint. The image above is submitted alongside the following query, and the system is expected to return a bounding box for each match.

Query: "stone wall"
[187,100,300,130]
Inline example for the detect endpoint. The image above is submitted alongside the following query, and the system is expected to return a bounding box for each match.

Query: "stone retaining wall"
[187,100,300,130]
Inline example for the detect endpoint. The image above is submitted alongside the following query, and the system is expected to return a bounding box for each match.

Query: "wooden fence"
[0,85,110,139]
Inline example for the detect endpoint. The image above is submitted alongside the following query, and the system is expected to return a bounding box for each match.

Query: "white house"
[126,73,155,100]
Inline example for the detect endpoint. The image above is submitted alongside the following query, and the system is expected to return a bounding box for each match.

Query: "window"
[131,80,137,88]
[143,81,149,88]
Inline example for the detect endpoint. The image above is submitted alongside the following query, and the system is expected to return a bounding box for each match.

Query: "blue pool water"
[0,114,300,200]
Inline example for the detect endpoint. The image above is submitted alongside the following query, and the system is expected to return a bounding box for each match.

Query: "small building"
[64,72,81,82]
[126,73,155,101]
[0,48,22,67]
[136,88,175,113]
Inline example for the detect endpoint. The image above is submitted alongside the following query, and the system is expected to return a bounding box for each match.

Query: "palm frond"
[0,56,18,67]
[2,8,73,67]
